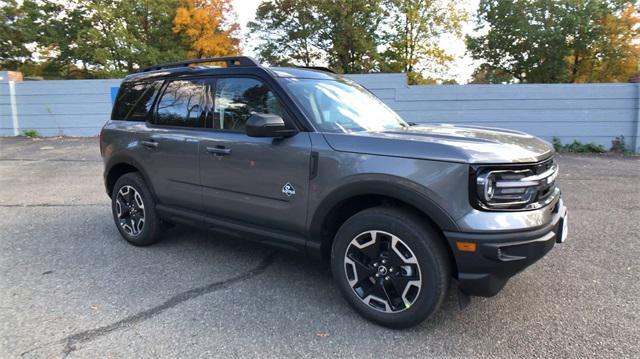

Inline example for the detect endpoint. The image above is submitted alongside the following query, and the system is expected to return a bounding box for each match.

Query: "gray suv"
[101,56,568,328]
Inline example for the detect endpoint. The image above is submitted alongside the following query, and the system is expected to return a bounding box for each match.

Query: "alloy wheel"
[344,230,422,313]
[115,185,145,236]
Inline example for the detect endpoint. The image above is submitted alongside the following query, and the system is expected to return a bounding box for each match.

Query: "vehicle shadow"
[153,223,472,332]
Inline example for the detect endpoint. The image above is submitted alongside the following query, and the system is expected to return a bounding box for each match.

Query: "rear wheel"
[331,206,450,329]
[111,172,162,246]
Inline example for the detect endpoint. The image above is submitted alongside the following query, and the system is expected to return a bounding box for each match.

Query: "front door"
[199,77,311,235]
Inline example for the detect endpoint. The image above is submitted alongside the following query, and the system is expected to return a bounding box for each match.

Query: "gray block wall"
[0,75,121,137]
[2,71,639,152]
[347,73,640,152]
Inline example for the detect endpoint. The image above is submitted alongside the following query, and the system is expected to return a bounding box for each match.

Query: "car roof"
[123,64,342,83]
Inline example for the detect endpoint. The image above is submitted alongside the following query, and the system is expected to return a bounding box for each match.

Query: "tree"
[0,0,32,68]
[249,0,384,73]
[571,3,640,82]
[248,0,323,66]
[380,0,466,79]
[467,0,636,84]
[119,0,190,68]
[467,0,567,83]
[316,0,384,73]
[173,0,241,58]
[249,0,465,76]
[468,64,514,84]
[2,0,192,78]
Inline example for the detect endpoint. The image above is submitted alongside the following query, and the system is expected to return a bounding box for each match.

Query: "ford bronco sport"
[101,56,568,328]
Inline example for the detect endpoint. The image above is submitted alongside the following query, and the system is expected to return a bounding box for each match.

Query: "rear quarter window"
[111,81,161,121]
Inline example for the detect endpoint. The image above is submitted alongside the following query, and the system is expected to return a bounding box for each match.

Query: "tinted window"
[127,81,161,121]
[213,78,287,132]
[111,82,148,121]
[156,80,207,128]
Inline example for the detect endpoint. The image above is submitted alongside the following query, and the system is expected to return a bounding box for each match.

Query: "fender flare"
[104,153,156,198]
[306,177,459,256]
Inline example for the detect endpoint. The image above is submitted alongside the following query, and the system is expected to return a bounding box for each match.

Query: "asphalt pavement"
[0,137,638,358]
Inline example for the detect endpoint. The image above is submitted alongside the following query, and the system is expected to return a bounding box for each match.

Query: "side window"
[127,81,162,122]
[156,80,207,128]
[111,82,148,121]
[213,78,288,132]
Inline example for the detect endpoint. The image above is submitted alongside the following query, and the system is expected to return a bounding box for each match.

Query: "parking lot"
[1,137,638,358]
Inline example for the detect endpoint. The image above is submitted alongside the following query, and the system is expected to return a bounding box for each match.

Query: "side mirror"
[245,113,297,138]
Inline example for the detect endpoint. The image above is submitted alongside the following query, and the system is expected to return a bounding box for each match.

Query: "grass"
[20,129,39,138]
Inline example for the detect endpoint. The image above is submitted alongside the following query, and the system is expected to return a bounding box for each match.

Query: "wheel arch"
[104,155,155,199]
[307,179,459,273]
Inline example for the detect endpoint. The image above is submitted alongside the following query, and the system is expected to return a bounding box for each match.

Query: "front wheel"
[331,206,450,329]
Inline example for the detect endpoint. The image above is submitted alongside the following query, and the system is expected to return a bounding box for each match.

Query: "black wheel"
[111,172,162,246]
[331,206,450,329]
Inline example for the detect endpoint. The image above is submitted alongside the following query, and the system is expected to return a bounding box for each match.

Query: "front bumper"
[444,198,568,297]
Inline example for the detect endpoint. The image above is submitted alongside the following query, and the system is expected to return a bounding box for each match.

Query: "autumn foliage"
[572,4,640,83]
[173,0,241,58]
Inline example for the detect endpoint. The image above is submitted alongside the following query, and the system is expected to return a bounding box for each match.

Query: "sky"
[231,0,481,84]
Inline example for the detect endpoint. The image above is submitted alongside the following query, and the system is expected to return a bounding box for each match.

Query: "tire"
[331,206,450,329]
[111,172,163,246]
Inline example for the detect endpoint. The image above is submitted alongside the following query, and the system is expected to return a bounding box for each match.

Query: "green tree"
[467,0,634,83]
[249,0,324,66]
[316,0,384,73]
[249,0,384,73]
[380,0,466,80]
[468,64,514,84]
[0,0,34,69]
[2,0,189,78]
[71,0,188,74]
[123,0,190,67]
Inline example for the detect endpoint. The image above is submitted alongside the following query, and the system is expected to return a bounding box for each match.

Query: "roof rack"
[296,66,335,74]
[140,56,260,73]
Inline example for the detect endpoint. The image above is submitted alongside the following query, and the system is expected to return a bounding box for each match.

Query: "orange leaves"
[173,0,241,58]
[572,3,640,83]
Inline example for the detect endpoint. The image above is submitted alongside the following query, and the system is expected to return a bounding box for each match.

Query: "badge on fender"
[282,182,296,197]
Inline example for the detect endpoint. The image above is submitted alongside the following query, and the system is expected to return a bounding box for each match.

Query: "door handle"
[206,146,231,156]
[141,140,158,149]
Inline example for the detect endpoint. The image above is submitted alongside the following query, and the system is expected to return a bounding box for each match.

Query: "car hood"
[322,124,554,164]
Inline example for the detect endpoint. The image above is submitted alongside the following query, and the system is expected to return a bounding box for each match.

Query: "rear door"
[199,76,312,235]
[143,78,210,210]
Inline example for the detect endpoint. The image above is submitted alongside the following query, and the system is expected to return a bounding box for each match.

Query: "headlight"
[472,160,559,210]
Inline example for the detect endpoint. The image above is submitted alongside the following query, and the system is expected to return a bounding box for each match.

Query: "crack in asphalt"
[58,251,278,358]
[0,158,100,162]
[0,203,106,208]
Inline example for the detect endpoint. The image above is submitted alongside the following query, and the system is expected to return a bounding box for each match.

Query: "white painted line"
[9,81,19,136]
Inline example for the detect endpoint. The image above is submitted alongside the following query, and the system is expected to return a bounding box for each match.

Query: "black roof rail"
[296,66,335,74]
[140,56,260,73]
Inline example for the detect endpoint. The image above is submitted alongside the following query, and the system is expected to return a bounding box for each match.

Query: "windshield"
[282,78,408,133]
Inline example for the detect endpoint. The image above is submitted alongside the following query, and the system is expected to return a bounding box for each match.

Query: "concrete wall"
[348,73,640,152]
[2,71,639,152]
[0,75,120,137]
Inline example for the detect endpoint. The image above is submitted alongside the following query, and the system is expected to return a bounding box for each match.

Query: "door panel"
[198,76,311,234]
[144,128,202,209]
[199,132,311,234]
[144,78,210,210]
